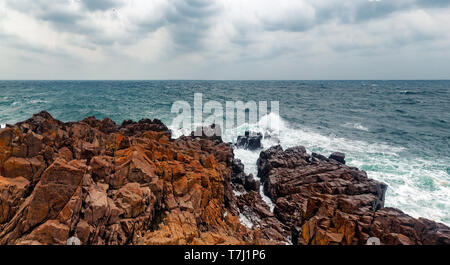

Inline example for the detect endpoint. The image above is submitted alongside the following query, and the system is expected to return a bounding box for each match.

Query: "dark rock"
[119,118,170,137]
[231,159,247,185]
[329,152,346,164]
[312,152,328,162]
[244,174,260,192]
[236,131,263,150]
[190,124,222,143]
[257,145,450,245]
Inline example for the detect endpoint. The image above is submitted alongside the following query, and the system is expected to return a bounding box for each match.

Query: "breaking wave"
[223,113,450,226]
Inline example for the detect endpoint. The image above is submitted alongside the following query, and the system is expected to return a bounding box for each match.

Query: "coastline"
[0,111,449,245]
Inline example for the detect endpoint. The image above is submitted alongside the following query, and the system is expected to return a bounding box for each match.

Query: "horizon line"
[0,79,449,81]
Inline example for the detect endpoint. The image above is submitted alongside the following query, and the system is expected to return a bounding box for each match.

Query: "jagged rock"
[190,124,222,143]
[244,174,260,192]
[236,131,263,150]
[257,145,450,245]
[329,152,346,164]
[0,176,29,224]
[231,159,246,185]
[0,112,276,245]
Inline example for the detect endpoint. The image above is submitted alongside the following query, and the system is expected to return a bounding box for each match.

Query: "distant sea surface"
[1,80,449,225]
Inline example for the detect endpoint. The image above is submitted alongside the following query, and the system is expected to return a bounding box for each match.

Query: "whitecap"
[0,123,5,129]
[342,122,369,131]
[169,112,450,226]
[29,99,49,104]
[227,113,450,226]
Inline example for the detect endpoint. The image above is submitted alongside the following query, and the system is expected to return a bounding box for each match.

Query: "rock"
[18,219,69,245]
[257,145,450,245]
[231,159,246,185]
[113,183,150,218]
[0,176,30,224]
[244,174,260,192]
[57,147,73,162]
[0,158,85,244]
[329,152,346,164]
[190,124,222,143]
[312,152,328,162]
[236,131,263,150]
[3,156,45,182]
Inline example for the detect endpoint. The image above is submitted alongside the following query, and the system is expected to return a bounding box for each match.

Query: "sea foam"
[227,113,450,226]
[169,113,450,226]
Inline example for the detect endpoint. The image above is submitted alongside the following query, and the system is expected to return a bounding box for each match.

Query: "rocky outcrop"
[1,111,449,245]
[257,145,450,245]
[231,159,260,192]
[0,111,285,245]
[236,131,263,150]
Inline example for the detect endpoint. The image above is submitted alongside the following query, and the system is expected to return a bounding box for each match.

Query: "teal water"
[0,80,449,225]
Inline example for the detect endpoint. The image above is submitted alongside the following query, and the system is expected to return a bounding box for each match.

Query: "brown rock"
[257,145,450,245]
[0,176,29,224]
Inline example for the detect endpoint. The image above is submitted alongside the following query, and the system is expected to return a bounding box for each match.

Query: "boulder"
[236,131,263,150]
[329,152,346,164]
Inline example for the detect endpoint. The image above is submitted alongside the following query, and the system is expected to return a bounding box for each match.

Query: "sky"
[0,0,449,80]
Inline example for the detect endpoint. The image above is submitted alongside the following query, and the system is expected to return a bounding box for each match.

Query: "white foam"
[0,123,5,129]
[342,122,369,131]
[239,213,254,229]
[228,113,450,226]
[169,113,450,226]
[29,99,49,104]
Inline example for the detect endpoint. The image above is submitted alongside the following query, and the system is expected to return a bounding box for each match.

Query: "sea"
[0,80,449,225]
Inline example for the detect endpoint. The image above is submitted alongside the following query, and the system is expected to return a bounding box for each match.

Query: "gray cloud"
[1,0,450,79]
[81,0,124,11]
[261,0,450,33]
[165,0,222,51]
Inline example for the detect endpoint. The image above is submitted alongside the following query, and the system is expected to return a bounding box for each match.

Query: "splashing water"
[222,113,450,226]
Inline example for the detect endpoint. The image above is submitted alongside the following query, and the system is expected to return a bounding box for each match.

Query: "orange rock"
[0,176,29,224]
[19,219,69,245]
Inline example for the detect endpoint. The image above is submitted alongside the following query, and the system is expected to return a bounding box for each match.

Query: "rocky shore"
[0,112,448,245]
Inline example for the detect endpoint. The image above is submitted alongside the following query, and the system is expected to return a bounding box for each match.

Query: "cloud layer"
[0,0,449,79]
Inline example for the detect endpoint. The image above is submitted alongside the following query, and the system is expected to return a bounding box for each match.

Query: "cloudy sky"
[0,0,449,80]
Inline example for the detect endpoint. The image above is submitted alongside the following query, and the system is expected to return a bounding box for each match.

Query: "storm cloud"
[0,0,449,79]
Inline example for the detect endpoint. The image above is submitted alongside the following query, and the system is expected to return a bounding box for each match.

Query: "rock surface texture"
[257,145,450,245]
[0,112,448,245]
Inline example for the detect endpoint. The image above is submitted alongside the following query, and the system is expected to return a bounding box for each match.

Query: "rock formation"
[236,131,263,150]
[0,111,449,245]
[257,145,450,245]
[0,112,279,245]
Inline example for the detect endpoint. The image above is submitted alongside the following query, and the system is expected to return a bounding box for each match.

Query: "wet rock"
[257,145,450,245]
[244,174,260,192]
[236,131,263,150]
[231,159,246,185]
[329,152,346,164]
[190,124,222,143]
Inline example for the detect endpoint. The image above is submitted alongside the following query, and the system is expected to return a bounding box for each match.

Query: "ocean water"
[0,80,449,225]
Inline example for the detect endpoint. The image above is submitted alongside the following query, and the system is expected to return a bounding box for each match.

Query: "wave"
[342,122,369,131]
[168,113,450,225]
[29,99,49,104]
[227,113,450,226]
